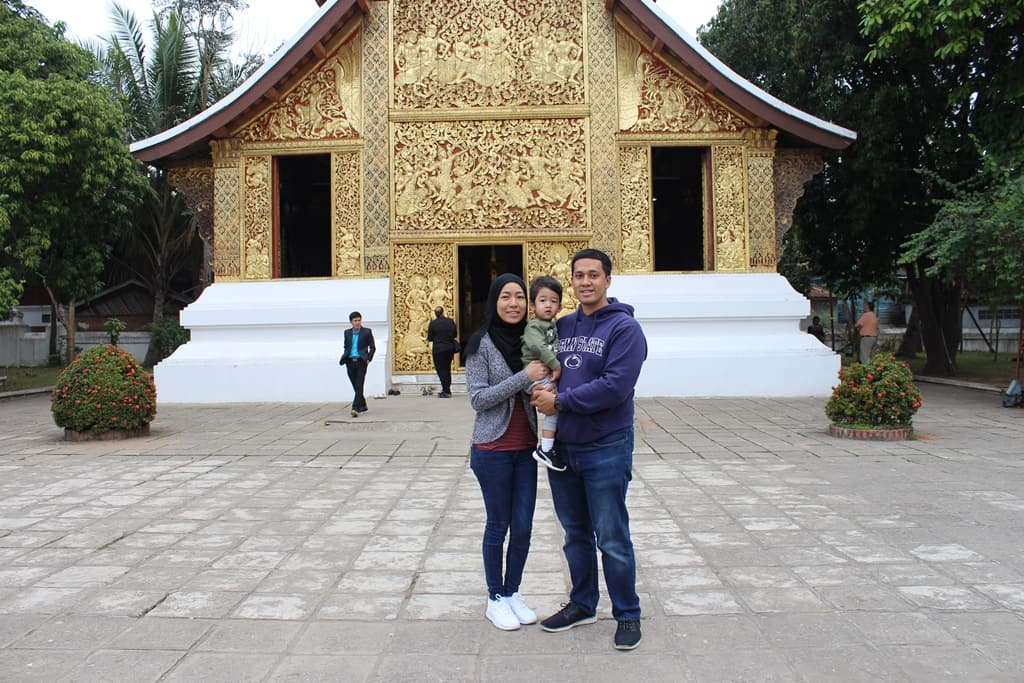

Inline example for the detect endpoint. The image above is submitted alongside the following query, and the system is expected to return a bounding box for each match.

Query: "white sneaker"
[485,595,521,631]
[507,592,537,624]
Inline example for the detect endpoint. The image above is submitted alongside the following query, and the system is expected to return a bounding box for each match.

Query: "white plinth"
[612,273,839,397]
[155,279,390,403]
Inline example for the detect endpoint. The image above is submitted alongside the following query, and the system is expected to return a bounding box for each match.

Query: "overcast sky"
[27,0,721,55]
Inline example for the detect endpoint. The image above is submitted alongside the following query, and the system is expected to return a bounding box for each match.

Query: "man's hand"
[531,384,557,415]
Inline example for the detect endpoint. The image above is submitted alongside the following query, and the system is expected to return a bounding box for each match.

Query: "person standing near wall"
[341,311,375,417]
[856,302,879,363]
[427,306,458,397]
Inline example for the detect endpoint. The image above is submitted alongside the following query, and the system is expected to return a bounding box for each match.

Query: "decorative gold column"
[332,151,363,276]
[711,144,748,272]
[745,129,778,271]
[241,155,272,279]
[167,163,214,285]
[618,145,652,273]
[210,139,243,279]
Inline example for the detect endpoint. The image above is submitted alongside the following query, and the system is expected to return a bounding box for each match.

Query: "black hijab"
[463,273,527,372]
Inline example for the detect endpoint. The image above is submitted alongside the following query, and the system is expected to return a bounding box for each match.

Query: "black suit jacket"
[427,316,458,354]
[343,326,376,363]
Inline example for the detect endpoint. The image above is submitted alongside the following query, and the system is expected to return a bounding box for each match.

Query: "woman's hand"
[525,360,548,382]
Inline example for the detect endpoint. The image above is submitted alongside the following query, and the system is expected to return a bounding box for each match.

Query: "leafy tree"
[94,2,260,328]
[0,0,144,359]
[700,0,981,375]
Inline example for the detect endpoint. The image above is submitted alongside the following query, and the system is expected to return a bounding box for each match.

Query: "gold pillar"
[711,144,748,272]
[242,155,272,280]
[745,129,778,271]
[210,139,243,279]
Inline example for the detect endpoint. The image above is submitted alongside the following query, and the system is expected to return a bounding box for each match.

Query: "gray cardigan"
[466,333,538,445]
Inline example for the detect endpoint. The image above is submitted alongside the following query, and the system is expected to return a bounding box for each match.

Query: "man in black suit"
[427,306,458,398]
[341,311,376,417]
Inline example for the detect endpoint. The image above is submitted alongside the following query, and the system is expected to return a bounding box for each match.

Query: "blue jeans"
[470,446,537,599]
[549,428,639,621]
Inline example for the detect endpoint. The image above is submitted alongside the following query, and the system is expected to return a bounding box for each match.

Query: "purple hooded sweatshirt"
[554,298,647,443]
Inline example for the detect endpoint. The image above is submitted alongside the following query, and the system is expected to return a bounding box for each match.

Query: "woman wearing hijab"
[464,274,549,630]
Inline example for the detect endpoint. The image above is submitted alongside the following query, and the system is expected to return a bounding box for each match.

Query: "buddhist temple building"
[132,0,855,402]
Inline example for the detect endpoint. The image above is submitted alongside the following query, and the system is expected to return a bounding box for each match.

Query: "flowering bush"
[51,345,157,433]
[825,352,922,427]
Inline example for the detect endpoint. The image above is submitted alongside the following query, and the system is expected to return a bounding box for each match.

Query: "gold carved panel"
[332,151,363,277]
[774,149,823,252]
[242,156,272,279]
[587,0,620,260]
[211,139,243,279]
[391,0,586,109]
[527,240,589,317]
[711,145,748,272]
[746,130,777,270]
[618,146,652,273]
[168,164,215,284]
[391,242,455,373]
[392,119,588,233]
[617,28,747,134]
[363,2,390,273]
[237,37,362,142]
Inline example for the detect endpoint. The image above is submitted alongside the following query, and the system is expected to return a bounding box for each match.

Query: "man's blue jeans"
[549,428,640,621]
[470,446,537,599]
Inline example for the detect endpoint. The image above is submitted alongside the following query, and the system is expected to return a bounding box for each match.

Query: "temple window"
[275,154,331,278]
[651,147,707,272]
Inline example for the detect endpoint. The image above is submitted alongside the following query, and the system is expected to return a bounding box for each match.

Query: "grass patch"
[0,366,62,392]
[906,351,1020,387]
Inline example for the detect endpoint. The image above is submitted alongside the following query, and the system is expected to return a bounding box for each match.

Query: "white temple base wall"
[156,273,838,403]
[612,273,840,397]
[155,279,390,403]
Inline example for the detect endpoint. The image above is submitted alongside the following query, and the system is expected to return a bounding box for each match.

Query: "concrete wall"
[0,323,49,367]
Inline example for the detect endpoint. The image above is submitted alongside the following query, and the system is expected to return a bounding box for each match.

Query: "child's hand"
[551,367,561,381]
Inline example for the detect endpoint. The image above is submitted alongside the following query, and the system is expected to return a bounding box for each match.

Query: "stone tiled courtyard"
[1,383,1023,681]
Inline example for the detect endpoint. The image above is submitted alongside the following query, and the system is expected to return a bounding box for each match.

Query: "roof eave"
[130,0,364,164]
[618,0,856,150]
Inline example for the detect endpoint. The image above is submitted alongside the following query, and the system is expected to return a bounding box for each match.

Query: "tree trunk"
[908,262,961,376]
[41,284,75,365]
[896,304,922,357]
[143,277,168,368]
[66,299,77,364]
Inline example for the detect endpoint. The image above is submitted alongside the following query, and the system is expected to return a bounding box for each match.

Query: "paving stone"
[161,652,279,682]
[64,649,183,683]
[267,655,376,683]
[197,620,303,652]
[11,615,133,649]
[108,616,214,650]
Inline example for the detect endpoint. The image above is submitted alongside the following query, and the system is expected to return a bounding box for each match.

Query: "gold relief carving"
[618,29,746,134]
[391,243,454,373]
[527,241,588,317]
[588,0,620,260]
[364,2,390,273]
[391,0,585,109]
[393,119,587,232]
[774,149,823,251]
[238,37,361,142]
[711,145,748,272]
[210,138,243,167]
[333,151,363,276]
[242,156,272,279]
[212,165,241,278]
[168,165,215,284]
[745,129,777,270]
[618,146,652,272]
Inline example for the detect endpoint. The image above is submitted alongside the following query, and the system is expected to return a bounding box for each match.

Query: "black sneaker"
[614,619,642,650]
[540,601,597,632]
[533,446,567,472]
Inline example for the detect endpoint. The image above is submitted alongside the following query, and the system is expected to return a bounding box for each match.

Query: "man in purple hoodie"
[531,248,647,651]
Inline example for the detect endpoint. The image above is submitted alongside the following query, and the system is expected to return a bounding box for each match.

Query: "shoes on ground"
[485,595,521,631]
[350,410,359,418]
[540,601,596,632]
[533,446,566,472]
[506,592,537,624]
[357,407,368,413]
[614,619,642,650]
[437,391,452,398]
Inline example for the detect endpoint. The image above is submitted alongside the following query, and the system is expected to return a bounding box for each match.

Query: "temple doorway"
[652,147,706,271]
[275,154,331,278]
[457,244,524,354]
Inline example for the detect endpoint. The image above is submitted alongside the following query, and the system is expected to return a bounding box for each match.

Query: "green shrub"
[51,345,157,433]
[145,318,190,365]
[825,352,922,428]
[104,317,127,345]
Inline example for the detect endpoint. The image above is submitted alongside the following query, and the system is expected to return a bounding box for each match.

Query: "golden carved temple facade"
[134,0,854,394]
